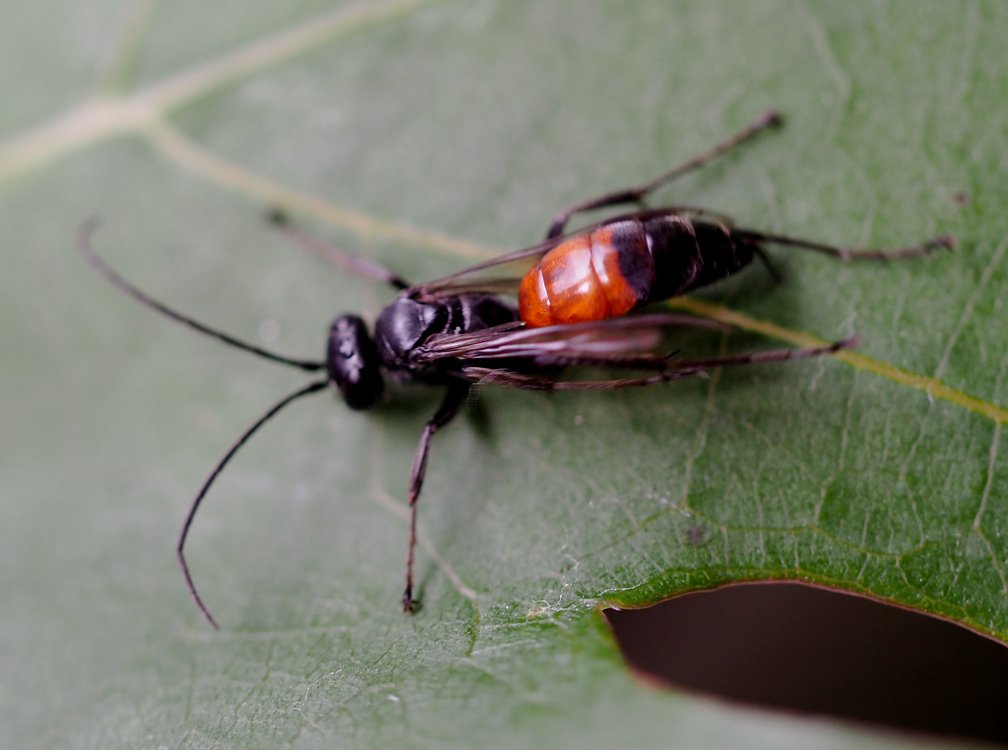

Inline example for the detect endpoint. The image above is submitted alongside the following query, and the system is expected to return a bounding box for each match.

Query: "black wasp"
[80,110,951,627]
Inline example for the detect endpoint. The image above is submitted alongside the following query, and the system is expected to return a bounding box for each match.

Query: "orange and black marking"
[519,215,753,328]
[519,220,653,327]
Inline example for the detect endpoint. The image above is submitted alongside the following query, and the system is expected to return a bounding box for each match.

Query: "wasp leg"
[664,337,856,369]
[546,110,782,239]
[733,227,955,262]
[753,246,783,282]
[268,209,411,290]
[402,384,469,613]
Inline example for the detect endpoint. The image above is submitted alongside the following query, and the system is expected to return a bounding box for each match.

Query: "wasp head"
[326,315,384,410]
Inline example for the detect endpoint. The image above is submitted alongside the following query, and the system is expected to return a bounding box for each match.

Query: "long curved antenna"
[178,378,329,629]
[78,219,325,373]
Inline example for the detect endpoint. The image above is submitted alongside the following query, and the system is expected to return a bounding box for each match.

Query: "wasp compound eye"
[327,315,384,410]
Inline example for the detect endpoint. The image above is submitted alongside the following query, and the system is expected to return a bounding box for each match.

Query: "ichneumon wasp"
[79,110,952,627]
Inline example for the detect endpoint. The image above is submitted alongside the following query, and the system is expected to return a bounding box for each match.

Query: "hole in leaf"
[604,582,1008,744]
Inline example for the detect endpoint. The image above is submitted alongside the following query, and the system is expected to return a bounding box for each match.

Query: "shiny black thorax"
[326,295,517,410]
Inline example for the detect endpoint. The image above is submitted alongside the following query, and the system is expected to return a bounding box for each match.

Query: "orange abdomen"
[518,220,656,327]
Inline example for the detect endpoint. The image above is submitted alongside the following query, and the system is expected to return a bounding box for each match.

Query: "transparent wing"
[405,207,725,302]
[412,308,855,393]
[405,235,564,301]
[413,312,728,368]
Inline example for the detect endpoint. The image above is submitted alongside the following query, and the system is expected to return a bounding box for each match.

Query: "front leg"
[402,384,469,612]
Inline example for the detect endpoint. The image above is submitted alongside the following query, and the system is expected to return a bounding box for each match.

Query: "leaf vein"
[935,233,1008,381]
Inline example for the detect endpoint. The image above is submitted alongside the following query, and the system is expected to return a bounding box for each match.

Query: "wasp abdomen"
[519,220,655,327]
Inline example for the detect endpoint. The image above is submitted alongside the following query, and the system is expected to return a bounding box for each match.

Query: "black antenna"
[78,219,325,373]
[179,378,329,629]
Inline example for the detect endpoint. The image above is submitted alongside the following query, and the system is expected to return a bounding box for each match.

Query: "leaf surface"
[1,1,1005,747]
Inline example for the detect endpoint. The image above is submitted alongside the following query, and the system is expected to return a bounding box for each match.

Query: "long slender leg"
[665,336,855,369]
[752,246,783,282]
[460,337,854,391]
[734,227,956,261]
[402,384,469,612]
[547,110,782,238]
[267,209,411,289]
[178,378,330,629]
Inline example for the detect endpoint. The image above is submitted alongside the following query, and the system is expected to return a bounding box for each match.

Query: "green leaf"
[2,1,1004,747]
